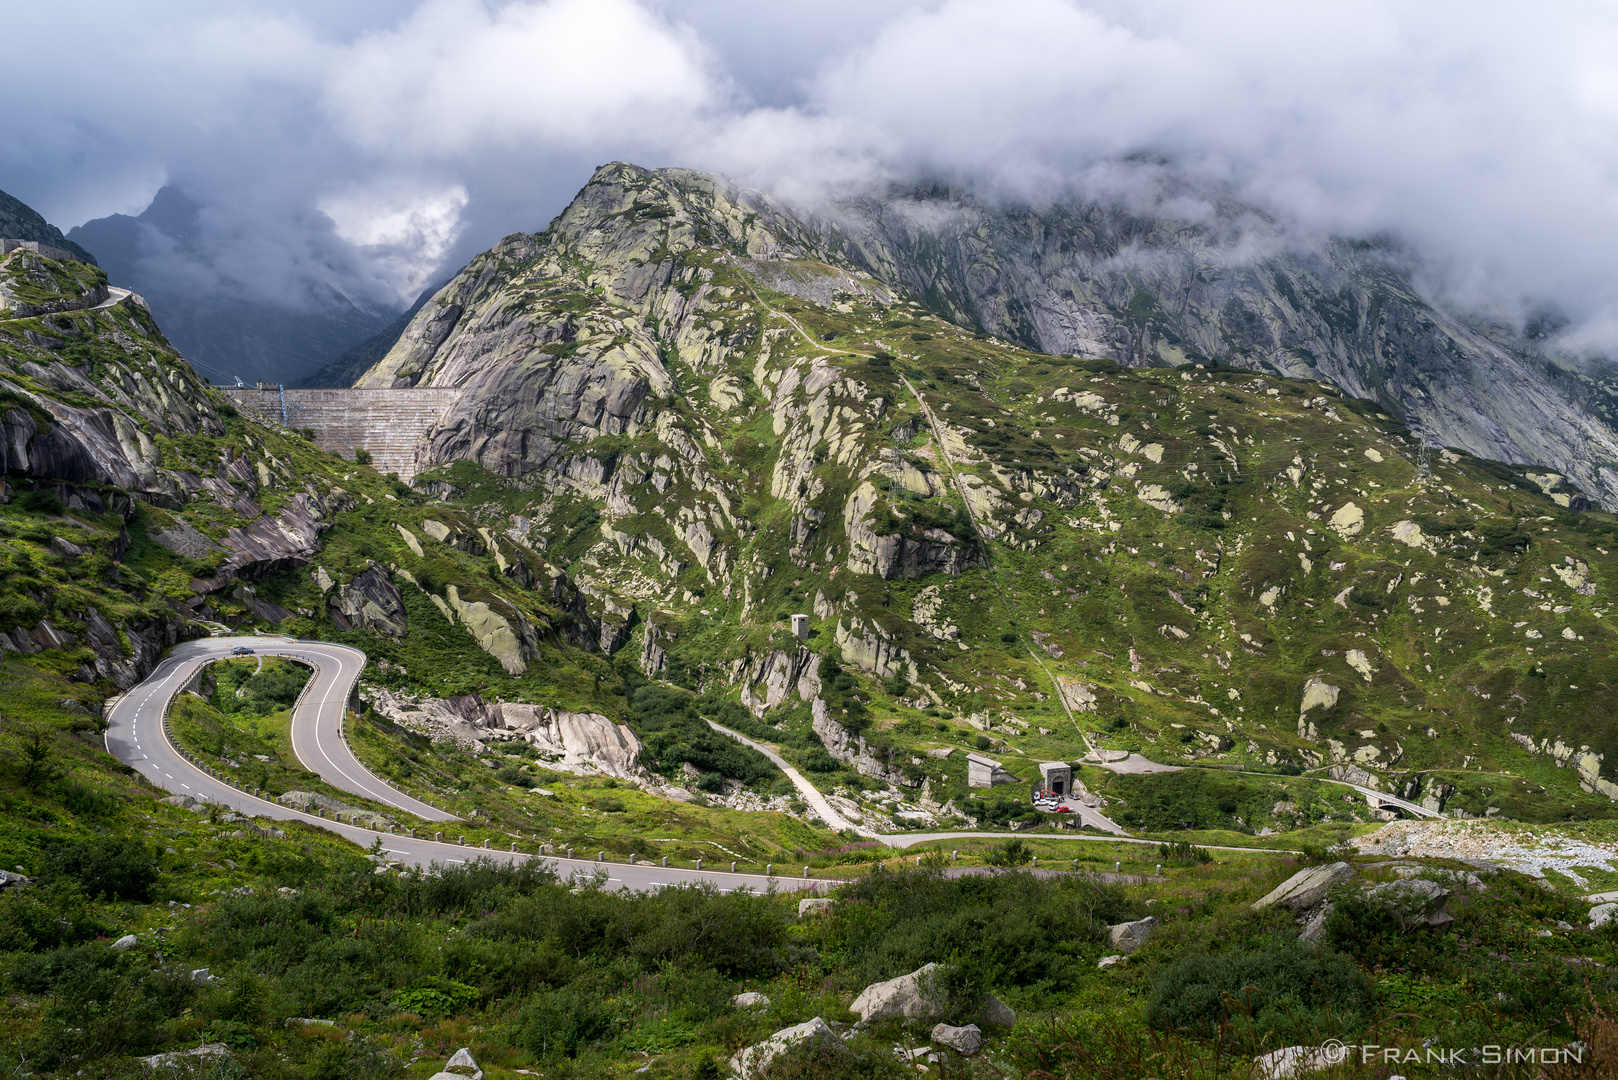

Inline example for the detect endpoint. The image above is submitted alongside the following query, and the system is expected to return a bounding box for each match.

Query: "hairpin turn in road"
[103,635,824,894]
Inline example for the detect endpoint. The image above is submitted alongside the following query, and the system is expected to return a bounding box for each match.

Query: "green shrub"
[392,977,480,1016]
[496,765,535,788]
[1112,770,1278,833]
[812,867,1130,999]
[1157,841,1213,865]
[16,488,64,515]
[354,447,373,465]
[210,658,310,718]
[800,748,840,773]
[1146,939,1372,1043]
[625,675,777,784]
[7,943,195,1064]
[41,836,159,902]
[0,881,108,952]
[983,838,1032,867]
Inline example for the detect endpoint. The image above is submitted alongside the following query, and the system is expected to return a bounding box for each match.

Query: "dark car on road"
[230,646,254,656]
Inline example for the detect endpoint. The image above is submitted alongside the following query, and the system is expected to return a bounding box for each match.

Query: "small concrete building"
[1037,761,1073,797]
[790,613,809,640]
[967,752,1018,788]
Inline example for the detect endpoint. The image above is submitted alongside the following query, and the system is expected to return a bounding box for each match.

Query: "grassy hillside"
[8,189,1618,1074]
[314,163,1618,833]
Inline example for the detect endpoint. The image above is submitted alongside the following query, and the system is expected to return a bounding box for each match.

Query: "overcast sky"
[3,0,1617,342]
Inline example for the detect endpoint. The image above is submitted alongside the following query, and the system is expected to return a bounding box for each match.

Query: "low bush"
[1146,939,1373,1044]
[16,488,64,515]
[625,674,777,784]
[809,867,1133,1001]
[40,836,160,902]
[209,658,310,718]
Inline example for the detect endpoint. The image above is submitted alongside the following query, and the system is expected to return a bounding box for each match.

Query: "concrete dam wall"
[221,387,463,482]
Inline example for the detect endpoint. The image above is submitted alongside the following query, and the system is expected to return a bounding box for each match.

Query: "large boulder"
[849,963,1015,1028]
[1590,902,1618,930]
[1364,879,1453,929]
[850,963,946,1023]
[977,995,1016,1029]
[1106,916,1158,954]
[1252,862,1357,913]
[730,1017,847,1079]
[733,992,771,1010]
[798,898,835,917]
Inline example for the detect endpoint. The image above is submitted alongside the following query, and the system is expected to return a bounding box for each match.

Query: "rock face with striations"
[361,164,1618,506]
[1252,862,1358,913]
[328,566,408,637]
[803,182,1618,507]
[364,688,645,778]
[331,161,1618,806]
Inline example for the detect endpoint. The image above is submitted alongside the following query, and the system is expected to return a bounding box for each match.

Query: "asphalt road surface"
[105,636,825,894]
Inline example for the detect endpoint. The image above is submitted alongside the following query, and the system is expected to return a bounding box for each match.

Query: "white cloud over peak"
[326,0,717,157]
[4,0,1618,342]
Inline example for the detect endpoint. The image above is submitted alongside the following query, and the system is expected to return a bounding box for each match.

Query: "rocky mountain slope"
[0,225,615,707]
[0,215,807,841]
[349,161,1618,826]
[805,185,1618,511]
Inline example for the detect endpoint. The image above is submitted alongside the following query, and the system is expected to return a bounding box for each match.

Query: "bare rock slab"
[1106,916,1158,953]
[850,963,1015,1028]
[730,1016,847,1079]
[931,1023,982,1055]
[1252,862,1357,913]
[851,962,945,1023]
[1365,879,1453,929]
[1252,1044,1345,1079]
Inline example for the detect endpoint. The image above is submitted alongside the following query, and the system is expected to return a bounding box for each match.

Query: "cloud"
[320,180,470,299]
[325,0,717,157]
[4,0,1618,347]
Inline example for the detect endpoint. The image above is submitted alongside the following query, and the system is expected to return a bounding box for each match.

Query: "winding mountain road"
[107,636,449,820]
[105,636,824,893]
